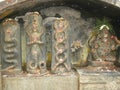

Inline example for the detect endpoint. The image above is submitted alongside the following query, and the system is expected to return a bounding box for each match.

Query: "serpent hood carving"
[51,18,71,74]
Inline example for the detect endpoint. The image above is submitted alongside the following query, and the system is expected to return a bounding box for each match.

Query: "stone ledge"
[77,69,120,90]
[2,73,78,90]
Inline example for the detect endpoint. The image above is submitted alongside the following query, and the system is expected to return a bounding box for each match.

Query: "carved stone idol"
[24,12,47,74]
[51,18,71,74]
[0,26,2,90]
[1,19,22,74]
[89,25,118,71]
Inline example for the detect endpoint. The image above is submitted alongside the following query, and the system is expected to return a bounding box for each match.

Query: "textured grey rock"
[2,74,78,90]
[77,69,120,90]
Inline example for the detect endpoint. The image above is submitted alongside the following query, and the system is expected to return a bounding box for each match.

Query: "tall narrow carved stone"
[24,12,47,74]
[51,18,71,74]
[0,25,2,90]
[1,19,22,74]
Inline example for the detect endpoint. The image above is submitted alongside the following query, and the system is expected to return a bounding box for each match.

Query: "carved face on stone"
[3,19,17,41]
[24,12,42,33]
[54,18,68,31]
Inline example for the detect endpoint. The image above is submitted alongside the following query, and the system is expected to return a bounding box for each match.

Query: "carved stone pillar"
[51,18,71,74]
[1,19,22,74]
[24,12,47,74]
[0,25,2,90]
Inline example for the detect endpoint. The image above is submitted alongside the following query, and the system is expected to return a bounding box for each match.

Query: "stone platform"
[2,73,78,90]
[2,69,120,90]
[77,69,120,90]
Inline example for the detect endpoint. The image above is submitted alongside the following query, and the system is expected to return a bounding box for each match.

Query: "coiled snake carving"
[52,18,71,72]
[2,19,19,70]
[3,39,18,69]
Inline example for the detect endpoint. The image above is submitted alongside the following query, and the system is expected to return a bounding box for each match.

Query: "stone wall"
[2,74,78,90]
[0,0,120,90]
[1,70,120,90]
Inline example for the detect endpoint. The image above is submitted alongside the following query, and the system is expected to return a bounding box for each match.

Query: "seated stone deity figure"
[88,25,119,71]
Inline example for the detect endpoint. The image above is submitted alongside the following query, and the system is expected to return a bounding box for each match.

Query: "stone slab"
[77,69,120,90]
[2,73,78,90]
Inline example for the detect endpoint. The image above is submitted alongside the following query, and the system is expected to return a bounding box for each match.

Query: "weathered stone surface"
[51,18,71,74]
[100,0,120,8]
[80,84,106,90]
[0,0,120,20]
[42,6,94,66]
[1,19,22,74]
[0,27,2,90]
[77,69,120,90]
[24,12,47,74]
[2,74,78,90]
[0,73,2,90]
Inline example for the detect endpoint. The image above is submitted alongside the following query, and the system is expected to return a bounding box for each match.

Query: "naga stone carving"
[0,28,1,69]
[24,12,47,74]
[51,18,71,74]
[1,18,22,74]
[89,25,118,71]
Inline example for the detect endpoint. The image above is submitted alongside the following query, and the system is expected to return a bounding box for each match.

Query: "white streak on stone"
[0,0,4,2]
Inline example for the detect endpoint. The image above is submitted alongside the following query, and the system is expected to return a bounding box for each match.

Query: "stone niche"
[0,0,120,90]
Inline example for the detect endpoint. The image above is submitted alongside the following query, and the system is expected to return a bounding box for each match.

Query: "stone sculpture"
[1,18,22,74]
[0,26,2,90]
[24,12,47,74]
[114,36,120,63]
[88,25,118,71]
[51,17,71,74]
